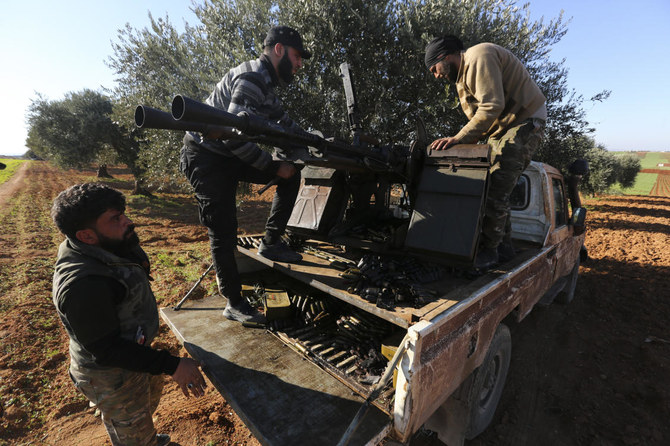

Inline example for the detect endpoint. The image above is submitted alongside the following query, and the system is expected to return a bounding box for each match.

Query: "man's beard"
[97,225,140,254]
[277,52,294,86]
[445,60,459,83]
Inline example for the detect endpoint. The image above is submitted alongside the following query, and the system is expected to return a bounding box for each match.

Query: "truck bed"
[160,238,546,445]
[160,294,390,446]
[236,238,540,328]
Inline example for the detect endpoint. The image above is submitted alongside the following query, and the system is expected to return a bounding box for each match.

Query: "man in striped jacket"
[180,26,311,323]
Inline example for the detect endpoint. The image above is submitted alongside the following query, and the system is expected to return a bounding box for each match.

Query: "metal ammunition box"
[404,145,491,264]
[287,166,347,235]
[264,290,293,321]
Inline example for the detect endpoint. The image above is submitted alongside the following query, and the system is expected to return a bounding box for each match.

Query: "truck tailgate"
[160,295,391,446]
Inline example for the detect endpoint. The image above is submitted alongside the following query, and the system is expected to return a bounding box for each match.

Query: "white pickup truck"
[160,155,585,446]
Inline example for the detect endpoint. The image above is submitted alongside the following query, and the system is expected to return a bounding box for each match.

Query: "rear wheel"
[465,323,512,440]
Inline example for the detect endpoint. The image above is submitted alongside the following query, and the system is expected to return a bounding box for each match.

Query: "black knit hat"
[264,26,312,59]
[424,35,464,69]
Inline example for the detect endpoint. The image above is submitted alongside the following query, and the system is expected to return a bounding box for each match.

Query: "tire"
[555,257,580,304]
[465,323,512,440]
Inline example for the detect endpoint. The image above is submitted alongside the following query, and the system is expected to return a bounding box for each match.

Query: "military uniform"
[53,238,177,445]
[452,43,547,249]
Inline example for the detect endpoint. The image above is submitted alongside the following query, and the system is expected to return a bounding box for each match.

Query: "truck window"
[552,178,567,227]
[510,174,530,210]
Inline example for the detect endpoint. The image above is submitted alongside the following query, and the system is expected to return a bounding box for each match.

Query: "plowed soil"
[1,161,668,446]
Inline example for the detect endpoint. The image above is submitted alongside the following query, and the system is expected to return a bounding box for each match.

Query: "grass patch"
[128,193,198,223]
[0,158,27,184]
[638,152,670,170]
[147,247,215,304]
[609,172,657,195]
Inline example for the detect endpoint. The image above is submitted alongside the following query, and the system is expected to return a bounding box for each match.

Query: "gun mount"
[136,64,492,265]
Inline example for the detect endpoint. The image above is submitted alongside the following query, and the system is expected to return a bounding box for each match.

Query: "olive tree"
[613,153,641,189]
[26,89,149,194]
[107,0,606,190]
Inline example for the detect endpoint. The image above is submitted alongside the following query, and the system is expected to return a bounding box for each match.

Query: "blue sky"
[1,0,669,156]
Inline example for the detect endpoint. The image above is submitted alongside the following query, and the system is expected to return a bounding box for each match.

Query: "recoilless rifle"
[135,63,492,266]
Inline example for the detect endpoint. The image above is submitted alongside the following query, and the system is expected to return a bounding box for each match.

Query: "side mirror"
[570,207,587,235]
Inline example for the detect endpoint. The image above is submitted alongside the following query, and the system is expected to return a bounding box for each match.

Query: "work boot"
[223,300,266,323]
[474,247,499,270]
[258,240,302,263]
[156,434,171,446]
[497,240,516,263]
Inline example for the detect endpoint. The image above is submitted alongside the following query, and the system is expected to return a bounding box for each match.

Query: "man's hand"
[171,357,207,397]
[276,161,298,179]
[430,137,460,151]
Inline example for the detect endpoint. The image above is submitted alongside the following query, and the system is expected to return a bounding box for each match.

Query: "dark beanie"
[424,35,464,69]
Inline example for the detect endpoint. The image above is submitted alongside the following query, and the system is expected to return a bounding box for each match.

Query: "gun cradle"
[287,144,492,266]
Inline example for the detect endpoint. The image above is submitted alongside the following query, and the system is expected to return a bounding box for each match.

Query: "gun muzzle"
[135,105,238,138]
[134,105,204,132]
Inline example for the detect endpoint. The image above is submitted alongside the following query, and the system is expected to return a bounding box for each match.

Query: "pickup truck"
[160,149,586,445]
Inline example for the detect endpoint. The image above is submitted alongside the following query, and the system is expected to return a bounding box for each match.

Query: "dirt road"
[0,162,29,209]
[1,162,668,445]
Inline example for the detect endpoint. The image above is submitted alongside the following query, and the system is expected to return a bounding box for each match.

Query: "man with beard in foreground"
[51,183,206,446]
[180,26,311,323]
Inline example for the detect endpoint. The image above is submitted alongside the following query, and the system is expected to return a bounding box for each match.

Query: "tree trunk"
[97,164,113,178]
[132,179,153,196]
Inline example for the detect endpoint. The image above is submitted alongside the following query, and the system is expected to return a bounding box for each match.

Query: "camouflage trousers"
[69,363,165,446]
[482,118,545,249]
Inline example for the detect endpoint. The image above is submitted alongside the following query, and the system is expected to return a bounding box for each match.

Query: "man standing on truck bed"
[424,35,546,269]
[180,26,311,323]
[51,183,207,446]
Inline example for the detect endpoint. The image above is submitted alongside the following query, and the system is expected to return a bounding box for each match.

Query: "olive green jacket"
[52,238,159,371]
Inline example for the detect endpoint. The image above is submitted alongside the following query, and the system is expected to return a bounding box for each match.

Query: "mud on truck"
[137,63,587,446]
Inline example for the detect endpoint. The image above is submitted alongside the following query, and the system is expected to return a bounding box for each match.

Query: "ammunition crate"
[264,290,293,321]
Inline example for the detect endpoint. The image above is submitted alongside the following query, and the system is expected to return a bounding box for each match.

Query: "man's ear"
[273,42,285,57]
[75,228,99,245]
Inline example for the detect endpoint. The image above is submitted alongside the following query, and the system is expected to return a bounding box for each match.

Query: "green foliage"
[23,150,43,160]
[107,0,608,190]
[613,153,641,188]
[542,138,642,196]
[0,159,26,185]
[581,145,616,195]
[577,143,640,195]
[609,172,656,196]
[25,90,139,175]
[26,90,114,168]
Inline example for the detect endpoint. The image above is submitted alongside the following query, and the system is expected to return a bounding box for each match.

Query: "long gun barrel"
[135,105,236,139]
[136,95,415,179]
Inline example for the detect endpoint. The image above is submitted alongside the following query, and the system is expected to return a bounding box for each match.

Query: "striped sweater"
[185,55,297,172]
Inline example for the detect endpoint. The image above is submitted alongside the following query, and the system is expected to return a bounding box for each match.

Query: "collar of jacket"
[65,237,150,273]
[260,54,280,88]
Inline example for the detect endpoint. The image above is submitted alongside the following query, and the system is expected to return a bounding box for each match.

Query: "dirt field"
[1,161,668,446]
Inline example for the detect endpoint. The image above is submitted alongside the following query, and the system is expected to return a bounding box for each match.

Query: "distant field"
[611,151,670,197]
[638,151,670,170]
[0,158,26,184]
[610,172,656,195]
